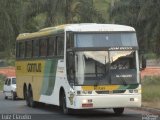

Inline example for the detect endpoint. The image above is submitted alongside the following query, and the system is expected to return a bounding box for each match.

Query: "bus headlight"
[129,89,141,93]
[77,91,92,95]
[134,98,139,102]
[82,99,88,103]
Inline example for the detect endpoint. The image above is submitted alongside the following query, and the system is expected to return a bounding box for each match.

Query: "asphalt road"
[0,92,159,120]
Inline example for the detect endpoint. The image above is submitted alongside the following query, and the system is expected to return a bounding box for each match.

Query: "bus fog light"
[82,99,88,103]
[134,98,139,102]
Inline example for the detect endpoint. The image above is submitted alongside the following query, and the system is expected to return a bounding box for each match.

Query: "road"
[0,92,159,120]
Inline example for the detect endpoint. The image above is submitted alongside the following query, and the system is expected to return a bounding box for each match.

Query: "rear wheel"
[24,87,30,106]
[113,108,124,115]
[28,86,36,107]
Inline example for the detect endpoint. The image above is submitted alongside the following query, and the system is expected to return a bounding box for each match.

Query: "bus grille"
[95,90,126,94]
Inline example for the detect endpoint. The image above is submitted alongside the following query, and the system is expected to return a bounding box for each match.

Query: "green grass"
[142,76,160,102]
[0,75,5,91]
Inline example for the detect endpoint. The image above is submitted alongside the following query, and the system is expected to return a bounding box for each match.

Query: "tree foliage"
[0,0,22,57]
[110,0,160,54]
[1,0,160,59]
[0,0,106,58]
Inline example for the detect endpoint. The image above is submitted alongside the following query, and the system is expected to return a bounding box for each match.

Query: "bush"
[142,76,160,102]
[144,52,158,59]
[0,75,5,91]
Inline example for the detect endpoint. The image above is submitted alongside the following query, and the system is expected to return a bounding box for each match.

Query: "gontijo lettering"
[27,63,41,72]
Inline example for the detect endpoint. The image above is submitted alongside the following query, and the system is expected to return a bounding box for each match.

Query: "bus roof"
[17,24,135,40]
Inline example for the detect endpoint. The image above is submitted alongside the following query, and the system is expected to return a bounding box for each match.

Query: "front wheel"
[4,95,8,100]
[61,92,70,114]
[113,108,124,115]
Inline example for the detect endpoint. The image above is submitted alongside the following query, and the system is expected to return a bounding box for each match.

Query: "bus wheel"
[61,92,70,114]
[24,87,30,106]
[28,87,36,107]
[113,108,124,115]
[4,96,8,100]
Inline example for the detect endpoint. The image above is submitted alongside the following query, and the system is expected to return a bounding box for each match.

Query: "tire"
[28,87,36,107]
[113,108,124,115]
[4,96,8,100]
[25,89,30,106]
[60,92,70,114]
[11,91,16,100]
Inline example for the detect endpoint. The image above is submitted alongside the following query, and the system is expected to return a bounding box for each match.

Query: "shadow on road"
[32,104,140,120]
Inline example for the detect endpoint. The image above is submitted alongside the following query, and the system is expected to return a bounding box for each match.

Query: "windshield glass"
[12,78,16,84]
[75,33,138,48]
[75,51,137,85]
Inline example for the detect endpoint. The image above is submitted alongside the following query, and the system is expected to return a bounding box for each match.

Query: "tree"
[110,0,160,54]
[0,0,22,57]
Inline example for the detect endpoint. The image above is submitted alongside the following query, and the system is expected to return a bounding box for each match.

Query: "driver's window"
[5,79,8,85]
[7,79,11,86]
[66,52,75,83]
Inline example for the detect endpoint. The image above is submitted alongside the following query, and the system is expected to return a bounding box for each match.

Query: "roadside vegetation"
[142,76,160,102]
[0,75,5,91]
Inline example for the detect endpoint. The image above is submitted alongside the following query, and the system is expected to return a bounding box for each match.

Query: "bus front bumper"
[72,94,141,109]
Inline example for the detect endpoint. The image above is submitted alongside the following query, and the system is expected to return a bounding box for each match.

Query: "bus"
[16,24,142,115]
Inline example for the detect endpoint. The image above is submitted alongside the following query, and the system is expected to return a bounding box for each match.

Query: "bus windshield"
[75,51,138,85]
[12,78,16,84]
[75,32,138,48]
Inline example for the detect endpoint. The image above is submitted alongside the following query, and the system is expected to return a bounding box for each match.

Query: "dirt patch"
[142,102,160,109]
[141,67,160,79]
[0,67,15,77]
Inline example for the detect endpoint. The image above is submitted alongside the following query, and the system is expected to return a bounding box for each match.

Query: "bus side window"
[57,36,64,56]
[19,42,25,58]
[26,41,32,58]
[40,39,47,57]
[48,37,55,56]
[33,40,39,57]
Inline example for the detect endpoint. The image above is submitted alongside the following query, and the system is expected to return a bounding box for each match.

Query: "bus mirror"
[141,56,146,70]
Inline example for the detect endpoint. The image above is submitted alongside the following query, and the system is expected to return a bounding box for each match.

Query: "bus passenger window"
[48,37,55,56]
[33,40,39,57]
[19,42,25,58]
[26,41,32,58]
[57,36,64,56]
[40,39,47,57]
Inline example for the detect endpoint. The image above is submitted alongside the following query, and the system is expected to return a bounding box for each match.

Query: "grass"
[142,76,160,102]
[0,75,5,91]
